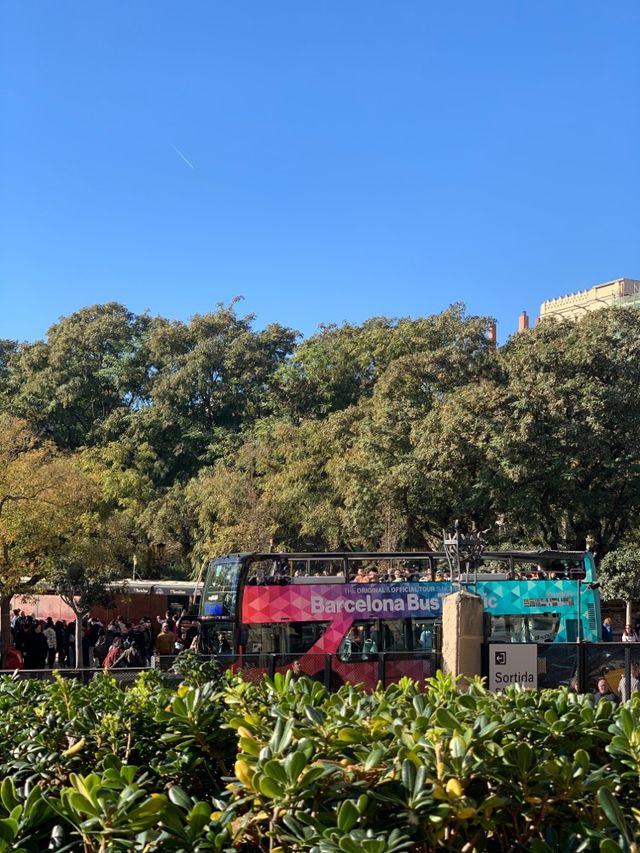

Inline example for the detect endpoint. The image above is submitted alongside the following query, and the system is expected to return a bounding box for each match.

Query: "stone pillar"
[441,591,484,681]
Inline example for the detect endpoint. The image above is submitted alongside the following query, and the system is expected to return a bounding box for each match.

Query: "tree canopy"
[2,300,640,586]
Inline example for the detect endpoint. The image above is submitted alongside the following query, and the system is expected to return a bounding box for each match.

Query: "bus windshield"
[201,558,242,619]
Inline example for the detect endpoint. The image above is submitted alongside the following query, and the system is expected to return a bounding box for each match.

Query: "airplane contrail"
[171,144,195,169]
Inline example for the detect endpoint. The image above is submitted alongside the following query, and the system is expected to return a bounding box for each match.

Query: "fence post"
[432,623,441,674]
[577,642,588,695]
[377,651,386,687]
[624,645,631,701]
[267,654,276,679]
[324,654,332,690]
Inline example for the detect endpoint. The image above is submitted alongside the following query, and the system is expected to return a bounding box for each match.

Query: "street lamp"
[443,521,487,589]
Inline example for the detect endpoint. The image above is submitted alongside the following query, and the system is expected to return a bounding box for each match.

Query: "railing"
[0,650,439,691]
[5,644,638,701]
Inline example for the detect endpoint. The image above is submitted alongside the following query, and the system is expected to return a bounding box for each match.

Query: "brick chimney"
[487,320,497,348]
[518,311,529,333]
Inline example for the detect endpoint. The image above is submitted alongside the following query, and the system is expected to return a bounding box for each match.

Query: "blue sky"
[1,2,638,345]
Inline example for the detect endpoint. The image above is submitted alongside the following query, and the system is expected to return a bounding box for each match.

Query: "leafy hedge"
[0,657,639,851]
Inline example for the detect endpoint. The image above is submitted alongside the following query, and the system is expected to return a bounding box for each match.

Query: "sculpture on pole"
[442,520,487,589]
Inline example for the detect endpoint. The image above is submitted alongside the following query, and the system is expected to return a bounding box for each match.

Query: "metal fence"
[2,643,637,699]
[0,650,439,691]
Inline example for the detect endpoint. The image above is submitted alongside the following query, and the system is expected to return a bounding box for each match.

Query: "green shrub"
[0,670,638,850]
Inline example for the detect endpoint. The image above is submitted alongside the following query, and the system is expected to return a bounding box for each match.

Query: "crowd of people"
[7,607,203,670]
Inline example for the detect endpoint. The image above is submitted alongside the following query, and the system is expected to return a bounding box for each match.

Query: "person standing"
[601,618,614,642]
[43,618,58,667]
[622,624,639,643]
[155,623,177,657]
[618,661,640,702]
[23,624,48,670]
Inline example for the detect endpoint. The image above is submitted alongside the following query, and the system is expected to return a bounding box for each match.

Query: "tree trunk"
[60,595,87,670]
[0,595,11,667]
[75,610,83,670]
[626,599,633,628]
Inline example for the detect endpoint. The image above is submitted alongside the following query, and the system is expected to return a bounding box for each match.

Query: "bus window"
[415,622,434,651]
[488,615,528,643]
[245,622,329,655]
[338,622,378,661]
[380,619,413,652]
[527,614,560,643]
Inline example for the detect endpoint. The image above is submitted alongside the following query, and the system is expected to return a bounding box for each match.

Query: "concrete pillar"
[441,591,484,681]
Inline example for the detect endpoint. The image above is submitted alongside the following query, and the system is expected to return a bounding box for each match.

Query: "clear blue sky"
[1,2,638,344]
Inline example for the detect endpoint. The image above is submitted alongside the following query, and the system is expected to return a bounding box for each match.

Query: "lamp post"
[443,521,486,589]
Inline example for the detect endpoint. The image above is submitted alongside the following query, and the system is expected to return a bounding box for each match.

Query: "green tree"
[598,544,640,625]
[4,303,151,448]
[0,415,130,662]
[50,563,118,668]
[493,307,640,554]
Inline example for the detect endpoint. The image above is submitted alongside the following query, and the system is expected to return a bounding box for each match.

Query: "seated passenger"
[594,676,620,705]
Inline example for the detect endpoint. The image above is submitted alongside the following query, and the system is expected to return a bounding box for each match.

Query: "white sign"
[488,644,538,691]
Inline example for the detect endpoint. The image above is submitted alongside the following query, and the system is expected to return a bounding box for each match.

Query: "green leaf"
[257,776,285,799]
[401,759,416,792]
[339,837,363,853]
[364,746,384,770]
[304,705,325,726]
[167,786,192,810]
[337,727,363,744]
[337,800,359,832]
[516,742,533,773]
[187,801,213,834]
[285,750,308,782]
[264,760,288,784]
[597,788,632,844]
[0,819,18,843]
[618,707,634,739]
[0,780,19,815]
[269,718,294,754]
[434,707,459,730]
[599,839,624,853]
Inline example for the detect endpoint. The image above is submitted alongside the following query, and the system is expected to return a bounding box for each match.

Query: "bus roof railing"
[214,550,590,563]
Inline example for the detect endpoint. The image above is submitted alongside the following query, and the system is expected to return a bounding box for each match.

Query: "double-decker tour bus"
[198,549,601,688]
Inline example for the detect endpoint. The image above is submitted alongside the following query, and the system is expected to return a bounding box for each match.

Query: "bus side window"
[380,619,413,652]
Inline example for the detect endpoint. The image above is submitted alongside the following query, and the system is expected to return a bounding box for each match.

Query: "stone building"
[540,277,640,321]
